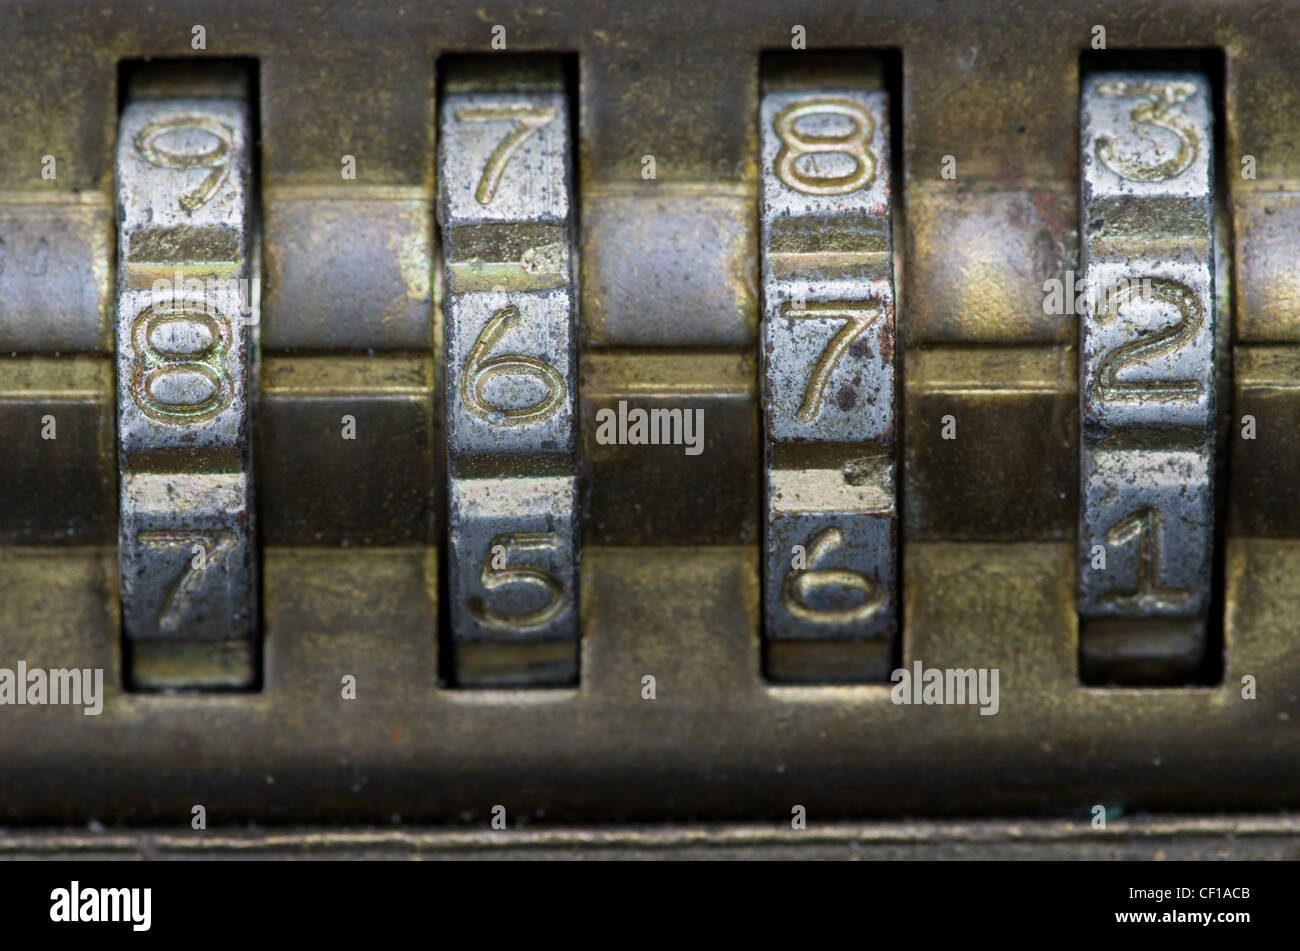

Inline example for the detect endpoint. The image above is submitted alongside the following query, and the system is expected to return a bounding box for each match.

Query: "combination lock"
[2,0,1299,858]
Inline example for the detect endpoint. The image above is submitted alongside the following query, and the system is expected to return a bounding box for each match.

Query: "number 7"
[455,104,558,205]
[137,530,236,631]
[781,300,883,423]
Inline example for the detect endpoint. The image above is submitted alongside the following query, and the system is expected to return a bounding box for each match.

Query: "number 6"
[461,305,566,426]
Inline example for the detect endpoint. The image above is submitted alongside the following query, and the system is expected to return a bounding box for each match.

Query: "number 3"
[1095,80,1201,184]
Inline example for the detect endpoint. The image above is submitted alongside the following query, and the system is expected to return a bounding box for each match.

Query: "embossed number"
[1095,80,1200,183]
[781,527,885,624]
[137,530,237,630]
[1101,507,1191,609]
[461,304,566,426]
[134,116,235,212]
[773,98,876,195]
[131,301,234,423]
[782,301,883,423]
[468,533,568,630]
[1095,277,1203,403]
[456,104,558,205]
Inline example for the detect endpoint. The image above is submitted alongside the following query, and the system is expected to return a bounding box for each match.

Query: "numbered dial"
[1078,73,1217,654]
[759,82,898,683]
[439,74,579,687]
[114,92,258,687]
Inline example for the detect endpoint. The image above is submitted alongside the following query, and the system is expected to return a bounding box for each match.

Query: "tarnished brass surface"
[905,346,1076,542]
[1233,191,1300,342]
[1230,346,1300,536]
[0,541,1296,819]
[259,355,436,546]
[581,185,758,348]
[2,0,1300,824]
[906,189,1075,344]
[581,351,758,546]
[262,190,434,351]
[0,196,112,353]
[0,357,115,544]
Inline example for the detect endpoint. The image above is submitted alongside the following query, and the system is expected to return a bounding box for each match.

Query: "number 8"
[773,98,876,196]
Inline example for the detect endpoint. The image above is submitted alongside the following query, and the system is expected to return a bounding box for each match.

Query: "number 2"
[1095,277,1203,403]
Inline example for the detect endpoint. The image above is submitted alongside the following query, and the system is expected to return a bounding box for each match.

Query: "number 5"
[455,104,558,205]
[468,533,568,630]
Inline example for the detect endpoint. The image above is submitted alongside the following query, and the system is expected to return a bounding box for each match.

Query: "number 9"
[134,115,235,212]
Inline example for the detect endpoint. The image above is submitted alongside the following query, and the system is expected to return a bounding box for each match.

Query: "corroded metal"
[761,73,897,682]
[438,63,579,686]
[1,1,1299,830]
[1078,72,1217,684]
[115,91,258,689]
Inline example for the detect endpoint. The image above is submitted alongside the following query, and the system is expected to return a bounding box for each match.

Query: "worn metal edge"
[3,814,1299,859]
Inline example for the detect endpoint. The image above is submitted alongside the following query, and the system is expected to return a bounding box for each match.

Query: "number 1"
[1101,506,1191,610]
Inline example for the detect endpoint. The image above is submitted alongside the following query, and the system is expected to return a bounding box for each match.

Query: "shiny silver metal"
[439,78,579,686]
[759,84,898,682]
[1078,73,1216,679]
[115,95,258,688]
